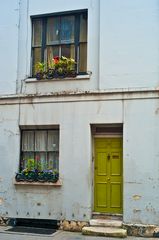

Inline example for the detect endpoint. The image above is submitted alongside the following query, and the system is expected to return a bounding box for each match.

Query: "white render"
[0,0,19,94]
[0,0,159,226]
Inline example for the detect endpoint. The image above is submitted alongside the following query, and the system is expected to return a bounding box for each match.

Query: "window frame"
[31,9,88,77]
[19,128,59,173]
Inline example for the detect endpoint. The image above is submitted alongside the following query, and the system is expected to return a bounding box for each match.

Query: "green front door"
[94,138,123,214]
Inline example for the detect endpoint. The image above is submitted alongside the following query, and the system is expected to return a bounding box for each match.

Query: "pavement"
[0,227,157,240]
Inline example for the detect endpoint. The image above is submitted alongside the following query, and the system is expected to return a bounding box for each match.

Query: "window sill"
[14,179,62,187]
[25,74,91,83]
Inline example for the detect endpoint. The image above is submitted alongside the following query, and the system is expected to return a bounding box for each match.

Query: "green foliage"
[35,62,46,73]
[26,158,35,171]
[35,56,77,79]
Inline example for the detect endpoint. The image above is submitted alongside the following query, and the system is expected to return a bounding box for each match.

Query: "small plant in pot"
[35,62,46,80]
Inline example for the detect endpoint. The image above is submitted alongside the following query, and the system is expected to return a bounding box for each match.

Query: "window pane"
[80,13,87,42]
[48,152,59,171]
[35,131,47,151]
[32,20,42,46]
[47,46,59,67]
[22,131,34,151]
[61,44,75,59]
[48,130,59,151]
[79,43,87,72]
[47,152,53,170]
[33,48,41,74]
[61,16,75,43]
[47,17,60,44]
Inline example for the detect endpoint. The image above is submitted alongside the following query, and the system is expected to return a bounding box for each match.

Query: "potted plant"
[34,56,77,80]
[35,62,46,80]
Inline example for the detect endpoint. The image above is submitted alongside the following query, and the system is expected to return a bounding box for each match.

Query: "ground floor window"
[21,129,59,171]
[16,129,59,183]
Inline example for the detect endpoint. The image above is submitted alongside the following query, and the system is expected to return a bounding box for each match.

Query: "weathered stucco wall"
[0,96,122,221]
[0,93,159,225]
[0,0,159,228]
[124,98,159,225]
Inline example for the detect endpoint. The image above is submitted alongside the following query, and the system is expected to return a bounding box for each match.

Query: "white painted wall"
[124,99,159,224]
[99,0,159,89]
[0,0,19,95]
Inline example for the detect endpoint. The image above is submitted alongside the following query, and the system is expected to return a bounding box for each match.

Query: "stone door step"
[92,213,122,220]
[90,219,122,228]
[82,226,127,238]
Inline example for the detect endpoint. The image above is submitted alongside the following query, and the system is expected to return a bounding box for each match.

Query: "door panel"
[97,183,108,208]
[94,138,123,214]
[97,152,107,176]
[110,183,122,208]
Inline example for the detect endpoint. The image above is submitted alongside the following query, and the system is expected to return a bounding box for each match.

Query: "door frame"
[92,134,123,215]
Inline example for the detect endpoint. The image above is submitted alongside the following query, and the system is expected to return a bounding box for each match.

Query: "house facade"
[0,0,159,228]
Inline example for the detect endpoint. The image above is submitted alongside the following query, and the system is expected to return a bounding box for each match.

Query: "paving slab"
[0,227,156,240]
[82,226,127,238]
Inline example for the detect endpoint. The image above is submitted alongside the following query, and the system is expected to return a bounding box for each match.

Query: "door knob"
[107,177,110,181]
[107,154,110,160]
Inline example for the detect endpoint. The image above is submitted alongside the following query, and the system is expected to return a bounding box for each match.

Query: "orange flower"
[53,56,59,64]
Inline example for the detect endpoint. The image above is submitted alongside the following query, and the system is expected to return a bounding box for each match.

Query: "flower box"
[15,170,59,183]
[35,56,77,80]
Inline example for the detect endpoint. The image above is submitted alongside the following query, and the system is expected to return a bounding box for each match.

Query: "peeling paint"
[0,198,4,205]
[133,209,141,213]
[126,182,142,184]
[155,108,159,114]
[133,195,142,200]
[148,177,154,181]
[146,206,156,214]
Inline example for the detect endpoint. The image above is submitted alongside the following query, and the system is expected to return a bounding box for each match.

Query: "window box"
[15,170,59,183]
[14,179,62,187]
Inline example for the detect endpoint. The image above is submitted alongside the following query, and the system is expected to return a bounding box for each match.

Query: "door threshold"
[92,212,123,220]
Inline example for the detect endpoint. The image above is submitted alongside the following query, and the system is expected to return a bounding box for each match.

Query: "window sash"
[21,130,59,171]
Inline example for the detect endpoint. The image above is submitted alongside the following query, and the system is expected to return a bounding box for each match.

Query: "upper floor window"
[32,10,87,77]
